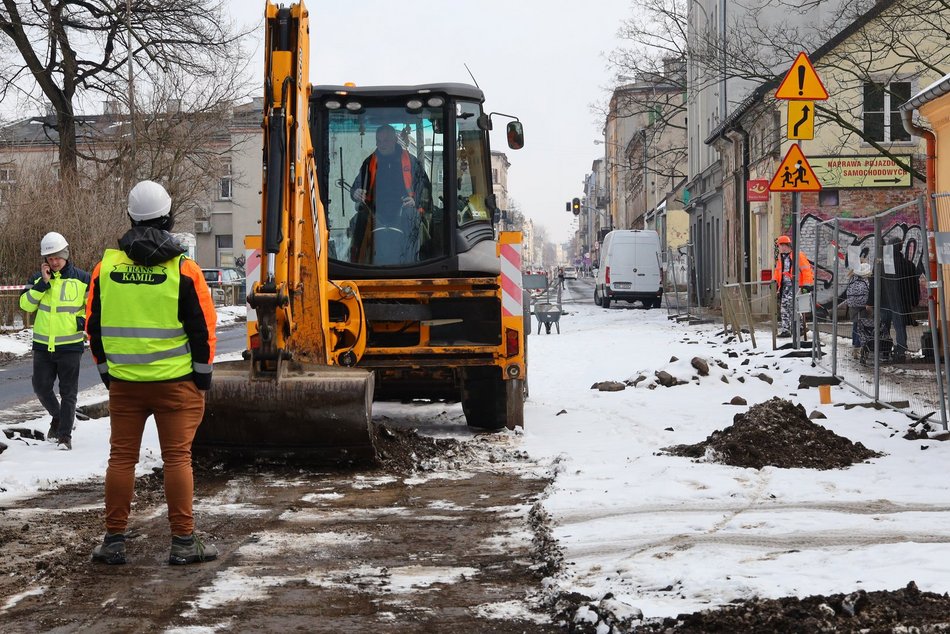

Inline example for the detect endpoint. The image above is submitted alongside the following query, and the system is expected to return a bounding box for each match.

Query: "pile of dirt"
[663,397,882,469]
[635,581,950,633]
[372,422,466,473]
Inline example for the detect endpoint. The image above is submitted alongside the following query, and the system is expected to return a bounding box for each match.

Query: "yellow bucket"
[818,384,832,404]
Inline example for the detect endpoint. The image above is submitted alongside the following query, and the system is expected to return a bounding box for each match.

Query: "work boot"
[91,533,127,565]
[169,534,218,565]
[47,417,60,442]
[57,437,72,451]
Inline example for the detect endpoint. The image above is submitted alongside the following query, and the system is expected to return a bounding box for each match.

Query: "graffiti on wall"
[790,212,925,307]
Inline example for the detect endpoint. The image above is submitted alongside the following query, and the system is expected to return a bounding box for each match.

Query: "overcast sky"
[227,0,633,244]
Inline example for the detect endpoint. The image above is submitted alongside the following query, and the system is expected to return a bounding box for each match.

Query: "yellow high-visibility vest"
[19,270,88,352]
[98,249,192,382]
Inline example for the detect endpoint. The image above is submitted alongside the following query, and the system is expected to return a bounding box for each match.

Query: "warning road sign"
[775,52,828,101]
[769,143,822,192]
[787,101,814,140]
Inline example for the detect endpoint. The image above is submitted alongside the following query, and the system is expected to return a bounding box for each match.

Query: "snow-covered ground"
[1,296,948,621]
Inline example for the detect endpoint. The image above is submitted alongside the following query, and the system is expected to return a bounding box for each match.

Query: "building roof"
[903,71,950,111]
[0,106,260,149]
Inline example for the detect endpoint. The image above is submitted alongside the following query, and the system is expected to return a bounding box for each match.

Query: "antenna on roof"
[463,63,480,89]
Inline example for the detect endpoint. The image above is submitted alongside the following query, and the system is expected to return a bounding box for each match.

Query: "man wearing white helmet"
[19,231,91,450]
[85,179,218,566]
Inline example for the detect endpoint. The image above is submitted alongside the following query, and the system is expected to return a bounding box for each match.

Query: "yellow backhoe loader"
[195,0,526,463]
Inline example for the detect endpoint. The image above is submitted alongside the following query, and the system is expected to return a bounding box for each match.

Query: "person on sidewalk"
[881,237,920,363]
[19,232,90,450]
[85,180,218,566]
[773,235,814,338]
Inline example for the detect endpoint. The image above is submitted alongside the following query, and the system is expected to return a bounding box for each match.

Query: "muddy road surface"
[0,420,562,633]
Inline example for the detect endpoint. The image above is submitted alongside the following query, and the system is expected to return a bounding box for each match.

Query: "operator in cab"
[349,124,432,265]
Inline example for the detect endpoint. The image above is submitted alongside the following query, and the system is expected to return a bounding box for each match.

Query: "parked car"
[202,267,246,304]
[562,266,578,280]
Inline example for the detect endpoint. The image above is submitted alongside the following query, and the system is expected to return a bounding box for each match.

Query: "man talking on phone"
[19,232,90,450]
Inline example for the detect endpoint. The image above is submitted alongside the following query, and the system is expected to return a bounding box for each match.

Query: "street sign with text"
[807,155,912,188]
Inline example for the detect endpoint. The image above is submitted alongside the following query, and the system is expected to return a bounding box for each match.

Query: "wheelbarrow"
[535,302,561,334]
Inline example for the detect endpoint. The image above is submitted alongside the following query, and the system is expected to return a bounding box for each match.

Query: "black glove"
[99,371,111,389]
[193,371,212,391]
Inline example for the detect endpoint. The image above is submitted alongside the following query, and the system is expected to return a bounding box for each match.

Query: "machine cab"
[310,83,520,279]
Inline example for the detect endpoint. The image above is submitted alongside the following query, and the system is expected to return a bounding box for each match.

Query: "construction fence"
[804,195,949,427]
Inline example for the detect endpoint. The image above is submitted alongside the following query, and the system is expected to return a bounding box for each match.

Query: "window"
[0,166,16,183]
[819,190,839,207]
[218,158,232,200]
[216,234,233,267]
[863,82,912,142]
[492,168,499,184]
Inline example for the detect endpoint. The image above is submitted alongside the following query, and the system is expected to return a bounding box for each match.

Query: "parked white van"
[594,230,663,309]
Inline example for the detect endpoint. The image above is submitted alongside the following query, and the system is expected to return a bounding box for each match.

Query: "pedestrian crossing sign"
[769,143,822,192]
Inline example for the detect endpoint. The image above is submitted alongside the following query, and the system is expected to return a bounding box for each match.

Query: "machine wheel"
[461,367,509,431]
[594,287,602,306]
[602,292,611,309]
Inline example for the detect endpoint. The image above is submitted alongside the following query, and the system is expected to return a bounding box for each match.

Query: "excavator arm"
[255,0,365,367]
[195,0,375,464]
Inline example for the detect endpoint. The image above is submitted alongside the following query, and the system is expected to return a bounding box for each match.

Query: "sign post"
[771,51,828,350]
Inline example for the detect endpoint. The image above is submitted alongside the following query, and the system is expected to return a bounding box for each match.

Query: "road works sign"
[769,143,822,192]
[807,155,912,188]
[775,52,829,100]
[787,101,814,140]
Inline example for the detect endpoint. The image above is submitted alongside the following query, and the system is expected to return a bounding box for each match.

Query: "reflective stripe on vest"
[23,273,88,352]
[99,249,192,382]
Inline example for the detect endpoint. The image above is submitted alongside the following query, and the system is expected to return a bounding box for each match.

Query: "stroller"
[856,312,892,364]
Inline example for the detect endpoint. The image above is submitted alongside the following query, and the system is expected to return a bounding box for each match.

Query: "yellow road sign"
[769,143,822,192]
[775,52,828,100]
[787,101,814,140]
[808,155,912,188]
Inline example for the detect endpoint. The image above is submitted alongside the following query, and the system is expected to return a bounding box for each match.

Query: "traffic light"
[565,201,571,212]
[572,198,581,216]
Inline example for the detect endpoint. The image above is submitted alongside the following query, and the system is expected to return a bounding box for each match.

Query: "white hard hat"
[128,180,172,221]
[40,231,69,256]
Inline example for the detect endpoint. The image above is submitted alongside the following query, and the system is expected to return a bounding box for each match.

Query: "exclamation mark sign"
[797,65,805,96]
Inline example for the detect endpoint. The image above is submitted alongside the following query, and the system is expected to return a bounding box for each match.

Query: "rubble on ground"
[662,397,883,470]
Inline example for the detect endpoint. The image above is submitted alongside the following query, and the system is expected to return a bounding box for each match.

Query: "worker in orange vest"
[773,235,814,338]
[349,124,432,265]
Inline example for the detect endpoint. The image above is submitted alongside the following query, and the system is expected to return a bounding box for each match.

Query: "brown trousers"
[105,380,204,536]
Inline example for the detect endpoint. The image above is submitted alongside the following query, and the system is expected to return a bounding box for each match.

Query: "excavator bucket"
[195,359,376,466]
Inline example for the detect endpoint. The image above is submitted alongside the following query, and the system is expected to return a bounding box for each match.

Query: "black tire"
[461,367,507,431]
[602,291,612,309]
[594,287,602,306]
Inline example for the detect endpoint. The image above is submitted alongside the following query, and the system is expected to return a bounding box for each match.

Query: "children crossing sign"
[769,143,822,192]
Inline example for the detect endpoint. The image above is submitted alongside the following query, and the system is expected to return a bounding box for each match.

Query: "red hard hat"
[776,235,792,245]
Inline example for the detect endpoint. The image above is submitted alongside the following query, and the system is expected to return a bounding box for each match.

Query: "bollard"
[818,384,831,404]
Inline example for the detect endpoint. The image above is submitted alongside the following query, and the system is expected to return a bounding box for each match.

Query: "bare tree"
[0,0,256,181]
[606,0,948,182]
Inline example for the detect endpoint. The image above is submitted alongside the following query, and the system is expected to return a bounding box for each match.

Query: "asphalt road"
[0,324,248,425]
